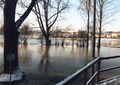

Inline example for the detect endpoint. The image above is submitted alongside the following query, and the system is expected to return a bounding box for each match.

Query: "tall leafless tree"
[79,0,92,48]
[33,0,69,46]
[92,0,97,58]
[97,0,116,50]
[4,0,38,73]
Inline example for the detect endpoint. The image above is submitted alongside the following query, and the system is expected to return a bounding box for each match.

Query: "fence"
[56,56,120,85]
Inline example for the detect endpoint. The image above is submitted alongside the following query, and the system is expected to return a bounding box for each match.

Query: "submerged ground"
[0,38,120,85]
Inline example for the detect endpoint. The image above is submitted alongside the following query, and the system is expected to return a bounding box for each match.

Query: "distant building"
[95,32,106,38]
[111,32,120,38]
[103,32,120,38]
[61,31,71,38]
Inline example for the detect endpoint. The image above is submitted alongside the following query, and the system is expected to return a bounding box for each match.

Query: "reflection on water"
[18,39,120,78]
[0,38,119,83]
[18,44,92,77]
[100,38,120,47]
[39,46,50,73]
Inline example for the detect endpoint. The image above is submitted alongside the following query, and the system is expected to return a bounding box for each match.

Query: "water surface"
[0,38,120,84]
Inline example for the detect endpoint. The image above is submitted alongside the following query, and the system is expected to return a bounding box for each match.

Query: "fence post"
[91,65,95,85]
[83,70,88,85]
[97,58,101,83]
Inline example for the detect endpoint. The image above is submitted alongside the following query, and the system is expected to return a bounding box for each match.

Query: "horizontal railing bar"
[85,57,100,69]
[56,56,120,85]
[100,56,120,60]
[87,72,98,85]
[56,57,100,85]
[100,65,120,73]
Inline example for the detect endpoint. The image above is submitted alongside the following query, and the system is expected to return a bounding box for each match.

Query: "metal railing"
[56,56,120,85]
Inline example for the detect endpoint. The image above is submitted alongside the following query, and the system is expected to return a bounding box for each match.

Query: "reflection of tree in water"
[0,43,4,72]
[39,46,50,73]
[18,44,32,64]
[97,47,100,57]
[0,42,4,55]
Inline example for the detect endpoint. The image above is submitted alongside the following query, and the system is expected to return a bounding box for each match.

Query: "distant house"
[60,30,79,38]
[103,32,120,38]
[61,31,71,38]
[111,32,120,38]
[104,32,112,38]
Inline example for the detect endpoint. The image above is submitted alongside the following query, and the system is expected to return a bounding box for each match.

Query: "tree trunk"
[4,30,19,73]
[97,27,101,48]
[4,0,37,73]
[97,5,103,49]
[4,0,19,73]
[92,0,96,58]
[86,10,90,48]
[45,35,51,46]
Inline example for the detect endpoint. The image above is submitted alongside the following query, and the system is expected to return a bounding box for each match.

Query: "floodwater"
[0,37,120,84]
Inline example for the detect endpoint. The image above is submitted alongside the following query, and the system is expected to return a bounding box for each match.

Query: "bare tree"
[19,23,33,44]
[92,0,97,58]
[79,0,92,48]
[97,0,116,49]
[4,0,38,74]
[33,0,69,46]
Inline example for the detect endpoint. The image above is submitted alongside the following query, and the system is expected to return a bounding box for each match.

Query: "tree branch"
[35,3,47,36]
[16,0,38,29]
[49,0,69,29]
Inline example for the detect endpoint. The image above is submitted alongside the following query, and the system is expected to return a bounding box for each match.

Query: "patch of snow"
[0,67,23,82]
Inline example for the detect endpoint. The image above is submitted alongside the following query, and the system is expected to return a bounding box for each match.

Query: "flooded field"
[0,37,120,84]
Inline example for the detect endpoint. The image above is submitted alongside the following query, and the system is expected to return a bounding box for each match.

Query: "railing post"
[91,65,95,85]
[97,58,101,83]
[83,70,88,85]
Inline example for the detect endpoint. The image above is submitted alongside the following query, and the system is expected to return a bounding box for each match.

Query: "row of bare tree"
[79,0,115,57]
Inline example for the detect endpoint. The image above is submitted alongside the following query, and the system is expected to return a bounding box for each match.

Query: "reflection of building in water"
[110,40,120,46]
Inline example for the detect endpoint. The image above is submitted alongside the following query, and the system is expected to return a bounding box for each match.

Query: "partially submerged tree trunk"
[97,0,103,49]
[3,0,38,73]
[97,26,102,49]
[34,0,69,46]
[86,9,90,48]
[4,0,18,73]
[79,0,91,49]
[86,0,91,49]
[45,35,51,46]
[92,0,96,58]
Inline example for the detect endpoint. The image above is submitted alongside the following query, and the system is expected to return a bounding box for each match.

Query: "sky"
[56,0,120,32]
[55,0,85,31]
[102,0,120,32]
[0,0,120,32]
[57,0,120,32]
